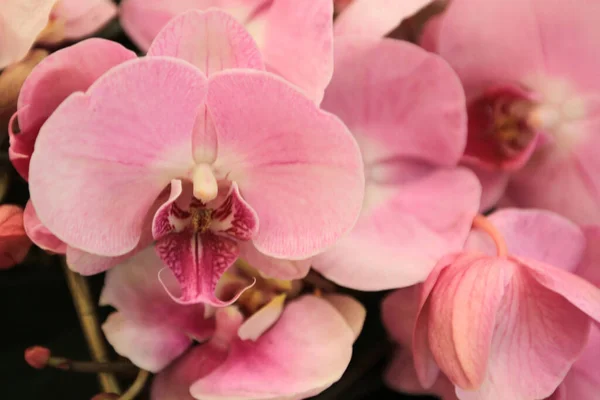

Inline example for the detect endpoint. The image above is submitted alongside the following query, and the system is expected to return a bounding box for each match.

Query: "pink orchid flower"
[119,0,334,103]
[0,205,32,269]
[308,36,481,290]
[0,0,116,69]
[412,209,600,400]
[0,0,57,68]
[421,0,600,221]
[19,10,364,306]
[101,247,365,400]
[333,0,433,37]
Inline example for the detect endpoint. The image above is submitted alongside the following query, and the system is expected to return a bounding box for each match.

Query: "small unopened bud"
[24,346,51,369]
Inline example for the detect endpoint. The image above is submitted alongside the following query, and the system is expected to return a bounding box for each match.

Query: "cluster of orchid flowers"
[2,0,599,399]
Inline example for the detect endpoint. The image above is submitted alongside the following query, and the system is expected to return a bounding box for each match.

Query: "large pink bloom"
[22,10,364,305]
[119,0,333,103]
[310,36,481,290]
[101,247,365,400]
[413,209,600,400]
[422,0,600,221]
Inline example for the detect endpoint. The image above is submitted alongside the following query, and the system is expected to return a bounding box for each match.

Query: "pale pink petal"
[412,253,478,389]
[0,0,55,68]
[562,325,600,400]
[10,39,135,181]
[259,0,333,104]
[102,312,192,372]
[23,200,66,254]
[463,163,509,212]
[334,0,433,37]
[119,0,269,51]
[52,0,117,39]
[238,241,311,280]
[427,257,512,390]
[323,294,366,340]
[0,205,31,269]
[147,9,264,76]
[101,247,213,370]
[576,226,600,285]
[381,285,421,347]
[506,153,600,225]
[456,264,592,400]
[322,37,467,167]
[237,294,286,341]
[520,257,600,323]
[207,70,364,259]
[385,349,459,400]
[419,13,443,52]
[465,209,586,272]
[435,0,546,97]
[29,57,207,256]
[190,295,355,399]
[151,307,244,400]
[313,168,481,290]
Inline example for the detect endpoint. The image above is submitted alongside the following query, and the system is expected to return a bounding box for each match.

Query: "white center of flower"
[192,163,218,203]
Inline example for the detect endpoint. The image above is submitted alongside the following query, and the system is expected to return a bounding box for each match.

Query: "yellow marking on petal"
[237,294,287,341]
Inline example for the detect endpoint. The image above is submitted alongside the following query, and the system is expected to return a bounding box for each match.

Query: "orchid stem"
[62,260,121,394]
[472,214,508,257]
[47,357,138,374]
[118,369,150,400]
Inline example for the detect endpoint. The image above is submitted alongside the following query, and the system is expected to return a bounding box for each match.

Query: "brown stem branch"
[47,357,138,375]
[62,260,121,394]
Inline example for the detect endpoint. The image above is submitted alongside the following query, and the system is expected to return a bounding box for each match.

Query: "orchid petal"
[52,0,117,40]
[29,57,207,256]
[11,38,135,180]
[434,0,546,97]
[0,205,31,269]
[456,263,592,400]
[23,200,66,254]
[259,0,333,104]
[207,70,364,259]
[465,209,586,272]
[381,285,421,347]
[563,325,600,400]
[237,294,286,341]
[119,0,269,51]
[238,241,311,280]
[151,307,244,400]
[148,9,264,76]
[100,247,213,371]
[322,37,467,167]
[323,294,366,340]
[313,168,481,290]
[427,256,511,390]
[333,0,432,37]
[190,295,355,399]
[576,226,600,285]
[464,163,510,212]
[0,0,56,68]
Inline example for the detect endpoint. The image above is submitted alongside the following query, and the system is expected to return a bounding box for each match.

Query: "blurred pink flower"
[101,248,365,400]
[310,36,481,290]
[0,0,116,69]
[0,205,32,269]
[0,0,56,68]
[422,0,600,221]
[21,10,364,305]
[119,0,334,103]
[411,209,600,400]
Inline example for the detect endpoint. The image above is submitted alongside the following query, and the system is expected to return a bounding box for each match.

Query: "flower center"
[469,87,536,160]
[191,207,213,234]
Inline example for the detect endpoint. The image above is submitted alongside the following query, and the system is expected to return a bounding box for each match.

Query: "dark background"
[0,3,438,399]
